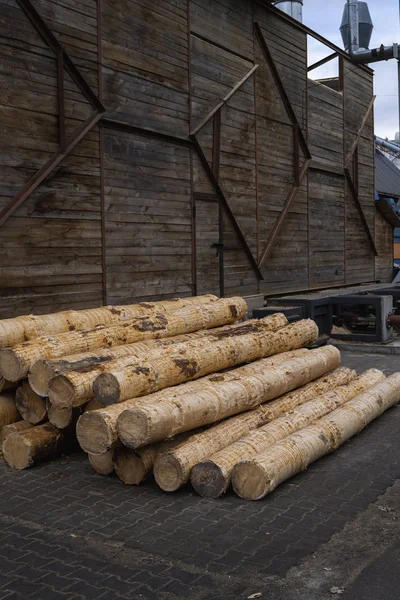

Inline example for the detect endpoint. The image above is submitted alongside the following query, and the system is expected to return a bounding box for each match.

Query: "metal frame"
[254,22,312,269]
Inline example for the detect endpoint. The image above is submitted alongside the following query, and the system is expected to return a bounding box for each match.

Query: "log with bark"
[94,319,319,407]
[15,381,47,425]
[0,393,21,428]
[0,297,247,382]
[190,368,384,497]
[232,373,400,500]
[2,423,72,469]
[0,295,218,348]
[117,343,335,450]
[76,349,310,455]
[29,313,287,397]
[47,314,289,409]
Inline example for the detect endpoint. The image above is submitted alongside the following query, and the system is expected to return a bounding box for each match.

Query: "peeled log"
[30,313,288,397]
[15,381,47,425]
[0,393,21,428]
[117,343,335,450]
[232,373,400,500]
[48,313,288,409]
[191,368,383,497]
[0,295,217,348]
[0,297,246,382]
[76,349,310,455]
[3,423,68,469]
[95,319,318,406]
[0,421,33,451]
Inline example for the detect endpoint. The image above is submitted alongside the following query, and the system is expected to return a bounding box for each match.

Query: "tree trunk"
[48,313,288,409]
[0,295,218,348]
[15,381,47,425]
[2,423,69,469]
[117,341,334,451]
[76,349,310,455]
[0,297,247,382]
[94,319,318,406]
[29,314,287,397]
[190,368,383,497]
[232,373,400,500]
[0,393,21,428]
[47,402,81,429]
[0,421,33,451]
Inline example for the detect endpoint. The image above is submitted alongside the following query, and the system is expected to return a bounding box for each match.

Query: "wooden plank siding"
[0,0,390,318]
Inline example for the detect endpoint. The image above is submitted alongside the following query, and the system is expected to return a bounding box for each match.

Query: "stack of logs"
[0,294,399,501]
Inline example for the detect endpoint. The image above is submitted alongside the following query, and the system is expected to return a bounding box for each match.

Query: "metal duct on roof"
[274,0,303,23]
[340,1,373,52]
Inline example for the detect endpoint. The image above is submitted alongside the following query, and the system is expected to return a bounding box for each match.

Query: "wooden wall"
[0,0,391,317]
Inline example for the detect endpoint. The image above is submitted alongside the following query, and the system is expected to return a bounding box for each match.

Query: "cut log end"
[15,382,47,425]
[29,361,55,397]
[47,404,76,429]
[2,433,32,469]
[153,453,185,492]
[113,446,150,485]
[117,410,150,449]
[232,461,271,501]
[93,372,121,406]
[48,375,75,409]
[0,349,23,382]
[88,450,114,475]
[76,411,113,455]
[190,461,227,498]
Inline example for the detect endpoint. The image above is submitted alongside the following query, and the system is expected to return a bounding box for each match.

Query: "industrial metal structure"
[0,0,394,317]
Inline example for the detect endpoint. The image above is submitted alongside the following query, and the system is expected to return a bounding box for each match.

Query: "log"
[15,381,47,425]
[47,402,81,429]
[0,393,21,428]
[117,342,335,451]
[190,368,384,497]
[0,297,247,382]
[47,314,288,409]
[94,319,318,406]
[113,434,195,485]
[0,378,15,393]
[0,421,33,451]
[232,373,400,500]
[83,398,103,412]
[3,423,69,469]
[113,444,159,485]
[76,349,310,455]
[88,443,120,475]
[0,295,218,348]
[29,314,288,397]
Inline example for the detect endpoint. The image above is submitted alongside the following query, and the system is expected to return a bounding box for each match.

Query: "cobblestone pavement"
[0,351,399,600]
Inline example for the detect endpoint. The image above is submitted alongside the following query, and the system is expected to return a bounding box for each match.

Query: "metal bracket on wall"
[0,0,106,229]
[254,22,312,269]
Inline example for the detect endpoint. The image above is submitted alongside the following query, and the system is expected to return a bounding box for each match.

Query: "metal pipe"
[347,0,360,54]
[274,1,303,23]
[351,44,399,64]
[375,136,400,155]
[387,313,400,328]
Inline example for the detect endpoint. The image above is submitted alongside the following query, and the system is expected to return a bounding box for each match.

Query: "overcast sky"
[303,0,399,139]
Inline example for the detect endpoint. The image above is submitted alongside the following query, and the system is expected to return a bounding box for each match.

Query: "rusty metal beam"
[190,64,259,136]
[0,112,103,228]
[344,168,378,256]
[191,135,263,281]
[344,95,376,168]
[16,0,104,112]
[254,22,311,161]
[308,52,338,72]
[259,159,311,269]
